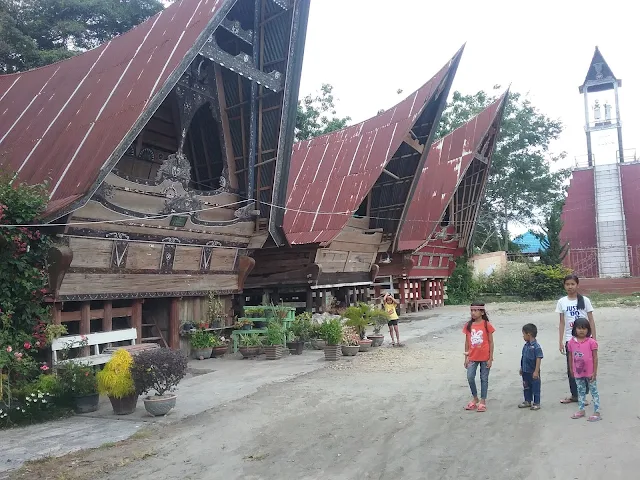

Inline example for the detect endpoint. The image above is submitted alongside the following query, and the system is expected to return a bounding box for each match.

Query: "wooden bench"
[414,299,433,311]
[51,328,156,367]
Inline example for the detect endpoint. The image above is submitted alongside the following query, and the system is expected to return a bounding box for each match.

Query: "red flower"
[40,364,50,372]
[84,371,89,376]
[24,342,32,350]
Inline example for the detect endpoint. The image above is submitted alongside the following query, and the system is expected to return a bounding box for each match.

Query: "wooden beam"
[403,133,424,154]
[80,302,90,356]
[103,301,113,332]
[52,303,62,325]
[169,298,180,350]
[214,64,239,190]
[131,300,143,344]
[60,307,132,323]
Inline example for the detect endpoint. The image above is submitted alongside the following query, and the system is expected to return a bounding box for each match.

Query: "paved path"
[0,307,463,475]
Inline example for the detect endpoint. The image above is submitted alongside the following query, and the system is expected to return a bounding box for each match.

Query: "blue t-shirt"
[521,340,544,373]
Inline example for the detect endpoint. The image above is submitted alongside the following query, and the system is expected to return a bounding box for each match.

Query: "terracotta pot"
[143,394,176,416]
[73,393,99,414]
[286,341,304,355]
[211,345,228,358]
[341,345,359,356]
[108,394,138,415]
[367,335,384,347]
[358,339,373,352]
[239,346,259,358]
[324,345,341,361]
[192,348,212,360]
[264,345,283,360]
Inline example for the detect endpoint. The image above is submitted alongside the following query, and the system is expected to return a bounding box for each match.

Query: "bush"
[291,312,312,342]
[446,256,478,305]
[265,321,285,346]
[58,363,98,398]
[131,348,187,397]
[343,306,368,339]
[190,330,215,349]
[96,350,135,399]
[528,264,571,300]
[368,310,390,334]
[474,263,571,301]
[319,318,342,345]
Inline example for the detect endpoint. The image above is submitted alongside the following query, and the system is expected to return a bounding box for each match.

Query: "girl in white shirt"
[556,274,597,404]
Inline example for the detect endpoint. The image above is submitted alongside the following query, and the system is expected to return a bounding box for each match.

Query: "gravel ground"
[9,302,640,480]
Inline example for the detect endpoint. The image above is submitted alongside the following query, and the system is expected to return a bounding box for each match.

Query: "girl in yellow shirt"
[383,294,402,346]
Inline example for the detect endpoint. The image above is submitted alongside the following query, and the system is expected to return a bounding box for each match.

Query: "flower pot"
[108,394,138,415]
[312,339,326,350]
[211,345,228,358]
[192,348,212,360]
[253,320,266,329]
[143,394,177,417]
[73,393,99,414]
[242,324,252,330]
[286,341,304,355]
[324,345,341,361]
[367,335,384,347]
[358,339,373,352]
[264,345,283,360]
[341,345,360,356]
[239,346,259,358]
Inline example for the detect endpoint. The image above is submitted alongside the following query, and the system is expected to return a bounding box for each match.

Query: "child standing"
[556,274,597,404]
[383,294,402,347]
[567,318,601,421]
[463,303,495,412]
[519,323,543,410]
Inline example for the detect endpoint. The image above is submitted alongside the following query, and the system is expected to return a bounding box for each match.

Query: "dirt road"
[12,302,640,480]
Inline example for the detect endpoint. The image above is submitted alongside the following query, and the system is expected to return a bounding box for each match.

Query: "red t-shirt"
[463,320,495,362]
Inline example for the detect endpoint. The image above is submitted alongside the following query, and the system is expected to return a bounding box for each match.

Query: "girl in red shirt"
[463,302,495,412]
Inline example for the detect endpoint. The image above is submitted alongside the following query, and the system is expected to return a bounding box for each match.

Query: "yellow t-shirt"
[384,302,399,320]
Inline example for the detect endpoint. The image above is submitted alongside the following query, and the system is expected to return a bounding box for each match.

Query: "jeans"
[576,378,600,412]
[467,361,489,399]
[566,341,588,398]
[522,371,541,405]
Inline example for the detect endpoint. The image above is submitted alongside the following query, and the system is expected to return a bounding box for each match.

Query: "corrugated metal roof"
[397,94,507,252]
[0,0,232,218]
[282,50,462,246]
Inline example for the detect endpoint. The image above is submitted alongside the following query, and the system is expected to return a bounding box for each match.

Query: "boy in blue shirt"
[519,323,543,410]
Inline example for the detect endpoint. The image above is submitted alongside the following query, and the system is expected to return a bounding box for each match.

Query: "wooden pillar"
[132,299,143,344]
[351,287,358,305]
[102,301,113,332]
[315,291,322,313]
[52,303,62,325]
[80,302,90,356]
[306,289,313,312]
[169,297,179,350]
[416,281,422,300]
[399,280,406,313]
[438,280,443,306]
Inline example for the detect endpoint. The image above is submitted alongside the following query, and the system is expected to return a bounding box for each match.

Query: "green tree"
[536,201,568,265]
[438,87,570,253]
[1,0,169,73]
[295,83,351,141]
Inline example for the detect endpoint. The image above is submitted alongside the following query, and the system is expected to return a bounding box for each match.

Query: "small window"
[354,195,369,218]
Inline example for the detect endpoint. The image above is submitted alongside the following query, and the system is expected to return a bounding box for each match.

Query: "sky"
[297,0,639,173]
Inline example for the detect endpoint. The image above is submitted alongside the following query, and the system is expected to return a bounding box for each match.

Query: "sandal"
[560,397,578,404]
[571,411,586,419]
[530,404,541,411]
[477,404,487,412]
[517,402,531,408]
[464,401,477,411]
[587,414,602,422]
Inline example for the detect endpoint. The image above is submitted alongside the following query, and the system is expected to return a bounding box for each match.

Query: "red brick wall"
[620,163,640,276]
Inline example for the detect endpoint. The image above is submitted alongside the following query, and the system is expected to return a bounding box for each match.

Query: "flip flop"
[477,404,487,412]
[587,415,602,422]
[464,401,477,411]
[560,398,578,404]
[530,405,541,411]
[517,402,531,408]
[571,411,586,419]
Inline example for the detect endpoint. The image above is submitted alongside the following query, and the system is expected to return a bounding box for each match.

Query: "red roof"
[0,0,232,218]
[397,94,507,252]
[283,50,461,246]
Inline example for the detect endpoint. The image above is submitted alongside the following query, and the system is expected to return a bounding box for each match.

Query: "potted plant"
[264,321,285,360]
[309,322,326,350]
[58,362,99,413]
[368,310,390,347]
[211,335,229,358]
[207,292,226,328]
[96,349,138,415]
[237,334,262,358]
[234,318,253,330]
[341,326,360,356]
[319,318,343,361]
[131,348,188,417]
[288,312,311,355]
[190,330,215,359]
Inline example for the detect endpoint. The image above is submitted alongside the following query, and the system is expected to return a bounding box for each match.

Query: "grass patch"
[588,292,640,308]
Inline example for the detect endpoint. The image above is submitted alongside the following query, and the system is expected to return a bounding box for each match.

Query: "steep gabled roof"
[579,46,621,94]
[397,93,508,252]
[283,47,463,246]
[0,0,234,219]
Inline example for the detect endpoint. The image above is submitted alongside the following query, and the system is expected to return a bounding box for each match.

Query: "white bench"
[52,328,138,367]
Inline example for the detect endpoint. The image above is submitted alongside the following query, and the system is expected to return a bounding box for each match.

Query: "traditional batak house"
[0,0,310,348]
[243,47,464,312]
[376,94,508,312]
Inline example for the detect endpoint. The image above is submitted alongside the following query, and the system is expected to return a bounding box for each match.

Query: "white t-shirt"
[556,295,594,343]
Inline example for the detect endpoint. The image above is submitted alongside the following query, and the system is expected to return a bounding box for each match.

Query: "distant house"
[513,231,547,257]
